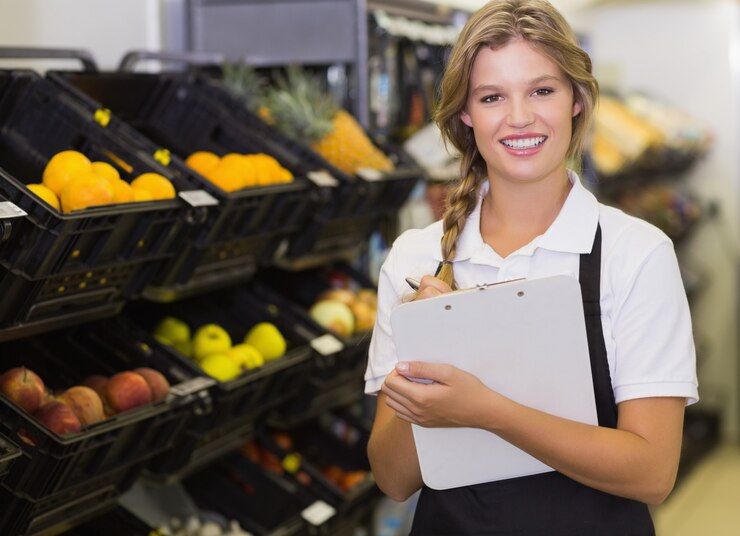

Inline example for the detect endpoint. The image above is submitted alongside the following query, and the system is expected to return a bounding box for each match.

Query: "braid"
[437,151,484,290]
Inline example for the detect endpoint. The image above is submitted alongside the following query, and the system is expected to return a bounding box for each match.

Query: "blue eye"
[533,88,554,96]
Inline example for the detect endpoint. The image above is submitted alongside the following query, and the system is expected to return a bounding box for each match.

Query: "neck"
[482,167,572,236]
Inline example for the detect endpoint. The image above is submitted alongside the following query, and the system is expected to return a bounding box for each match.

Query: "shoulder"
[388,220,444,267]
[598,202,676,298]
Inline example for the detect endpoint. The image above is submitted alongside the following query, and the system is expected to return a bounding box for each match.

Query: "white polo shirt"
[365,170,699,406]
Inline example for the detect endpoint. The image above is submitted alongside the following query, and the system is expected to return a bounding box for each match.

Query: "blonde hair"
[433,0,599,289]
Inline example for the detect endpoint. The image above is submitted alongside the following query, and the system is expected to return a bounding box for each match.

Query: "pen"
[405,277,420,291]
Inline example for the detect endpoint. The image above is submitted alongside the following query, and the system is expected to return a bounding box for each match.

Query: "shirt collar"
[432,169,600,262]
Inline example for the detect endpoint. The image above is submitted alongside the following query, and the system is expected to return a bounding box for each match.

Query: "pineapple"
[221,61,271,120]
[263,66,394,174]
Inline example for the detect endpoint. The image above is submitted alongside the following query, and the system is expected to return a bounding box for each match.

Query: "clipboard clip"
[473,277,526,290]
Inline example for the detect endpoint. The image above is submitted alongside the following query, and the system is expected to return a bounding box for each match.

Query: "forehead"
[469,39,563,87]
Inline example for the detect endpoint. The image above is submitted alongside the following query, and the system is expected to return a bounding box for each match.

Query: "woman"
[364,0,698,534]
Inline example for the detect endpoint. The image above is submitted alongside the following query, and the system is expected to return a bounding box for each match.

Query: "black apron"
[409,225,655,535]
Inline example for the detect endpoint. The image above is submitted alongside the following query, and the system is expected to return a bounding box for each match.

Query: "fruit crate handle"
[118,50,225,72]
[0,47,98,72]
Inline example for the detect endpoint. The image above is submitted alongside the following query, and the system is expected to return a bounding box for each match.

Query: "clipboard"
[390,275,597,490]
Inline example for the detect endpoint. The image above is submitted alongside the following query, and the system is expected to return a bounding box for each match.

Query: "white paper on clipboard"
[390,275,597,490]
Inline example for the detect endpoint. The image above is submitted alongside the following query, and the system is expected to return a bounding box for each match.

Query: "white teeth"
[501,136,546,149]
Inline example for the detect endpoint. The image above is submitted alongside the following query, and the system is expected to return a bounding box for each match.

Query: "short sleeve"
[364,245,403,395]
[611,241,699,405]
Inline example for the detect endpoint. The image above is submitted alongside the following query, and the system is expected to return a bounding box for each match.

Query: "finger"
[415,286,442,301]
[394,411,418,424]
[384,395,418,422]
[419,275,453,294]
[396,361,454,385]
[381,382,421,415]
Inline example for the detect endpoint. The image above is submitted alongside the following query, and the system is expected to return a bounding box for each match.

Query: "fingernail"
[396,362,409,372]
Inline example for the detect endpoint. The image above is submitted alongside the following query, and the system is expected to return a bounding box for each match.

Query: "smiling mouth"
[500,136,548,150]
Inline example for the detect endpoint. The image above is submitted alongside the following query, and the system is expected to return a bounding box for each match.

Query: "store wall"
[569,0,740,441]
[0,0,162,71]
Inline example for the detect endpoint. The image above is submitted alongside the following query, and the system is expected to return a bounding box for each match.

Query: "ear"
[460,109,473,128]
[572,100,582,118]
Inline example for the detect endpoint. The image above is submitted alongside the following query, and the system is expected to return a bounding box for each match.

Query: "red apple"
[35,401,81,436]
[82,375,108,399]
[133,368,170,402]
[105,372,152,413]
[0,367,46,414]
[57,386,105,426]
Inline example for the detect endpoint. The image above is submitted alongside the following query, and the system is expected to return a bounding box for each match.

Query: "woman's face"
[460,38,581,185]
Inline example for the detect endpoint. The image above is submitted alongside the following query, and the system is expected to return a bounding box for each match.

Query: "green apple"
[173,339,193,358]
[200,353,240,382]
[193,324,232,361]
[154,316,191,344]
[228,344,265,370]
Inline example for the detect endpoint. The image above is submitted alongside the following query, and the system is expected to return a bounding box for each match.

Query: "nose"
[506,97,535,128]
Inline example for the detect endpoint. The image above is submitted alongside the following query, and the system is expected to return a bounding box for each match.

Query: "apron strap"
[579,224,619,429]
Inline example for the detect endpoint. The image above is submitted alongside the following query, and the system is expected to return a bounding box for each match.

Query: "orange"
[186,151,220,175]
[27,183,60,210]
[204,160,245,192]
[132,188,153,202]
[130,173,176,200]
[110,180,135,204]
[42,150,92,196]
[60,172,114,213]
[90,161,120,183]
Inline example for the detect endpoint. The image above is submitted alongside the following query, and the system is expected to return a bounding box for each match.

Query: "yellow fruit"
[42,150,92,196]
[200,354,241,382]
[60,172,114,213]
[132,188,153,202]
[90,161,120,183]
[244,323,287,361]
[130,173,176,200]
[185,151,220,175]
[227,344,265,371]
[193,324,232,361]
[154,316,191,344]
[203,161,245,192]
[110,180,135,204]
[27,184,60,210]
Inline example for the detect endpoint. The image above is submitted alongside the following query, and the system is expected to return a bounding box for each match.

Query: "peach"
[57,386,105,426]
[105,372,152,413]
[82,375,108,399]
[133,368,170,402]
[0,367,46,414]
[35,401,81,436]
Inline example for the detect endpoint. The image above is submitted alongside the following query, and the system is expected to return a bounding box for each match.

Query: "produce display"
[185,151,294,192]
[153,316,287,382]
[155,517,252,536]
[0,365,170,437]
[590,94,711,178]
[308,288,377,338]
[223,64,395,174]
[615,185,701,240]
[27,150,176,213]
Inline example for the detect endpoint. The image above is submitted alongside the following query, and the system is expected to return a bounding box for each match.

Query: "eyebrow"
[472,75,562,94]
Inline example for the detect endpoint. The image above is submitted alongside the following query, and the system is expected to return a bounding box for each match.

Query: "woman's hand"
[415,275,453,300]
[381,361,498,429]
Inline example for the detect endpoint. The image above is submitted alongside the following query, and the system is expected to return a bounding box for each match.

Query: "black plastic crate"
[259,265,375,425]
[0,70,198,279]
[63,505,152,536]
[183,454,332,536]
[256,412,379,525]
[0,433,20,484]
[0,320,205,501]
[124,283,316,479]
[0,464,140,536]
[48,69,331,298]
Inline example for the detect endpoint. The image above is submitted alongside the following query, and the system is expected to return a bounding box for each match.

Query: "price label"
[0,202,27,219]
[153,148,171,167]
[178,190,219,207]
[170,377,216,397]
[282,453,301,474]
[357,167,384,182]
[93,108,111,127]
[310,334,344,356]
[307,170,339,187]
[301,501,336,526]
